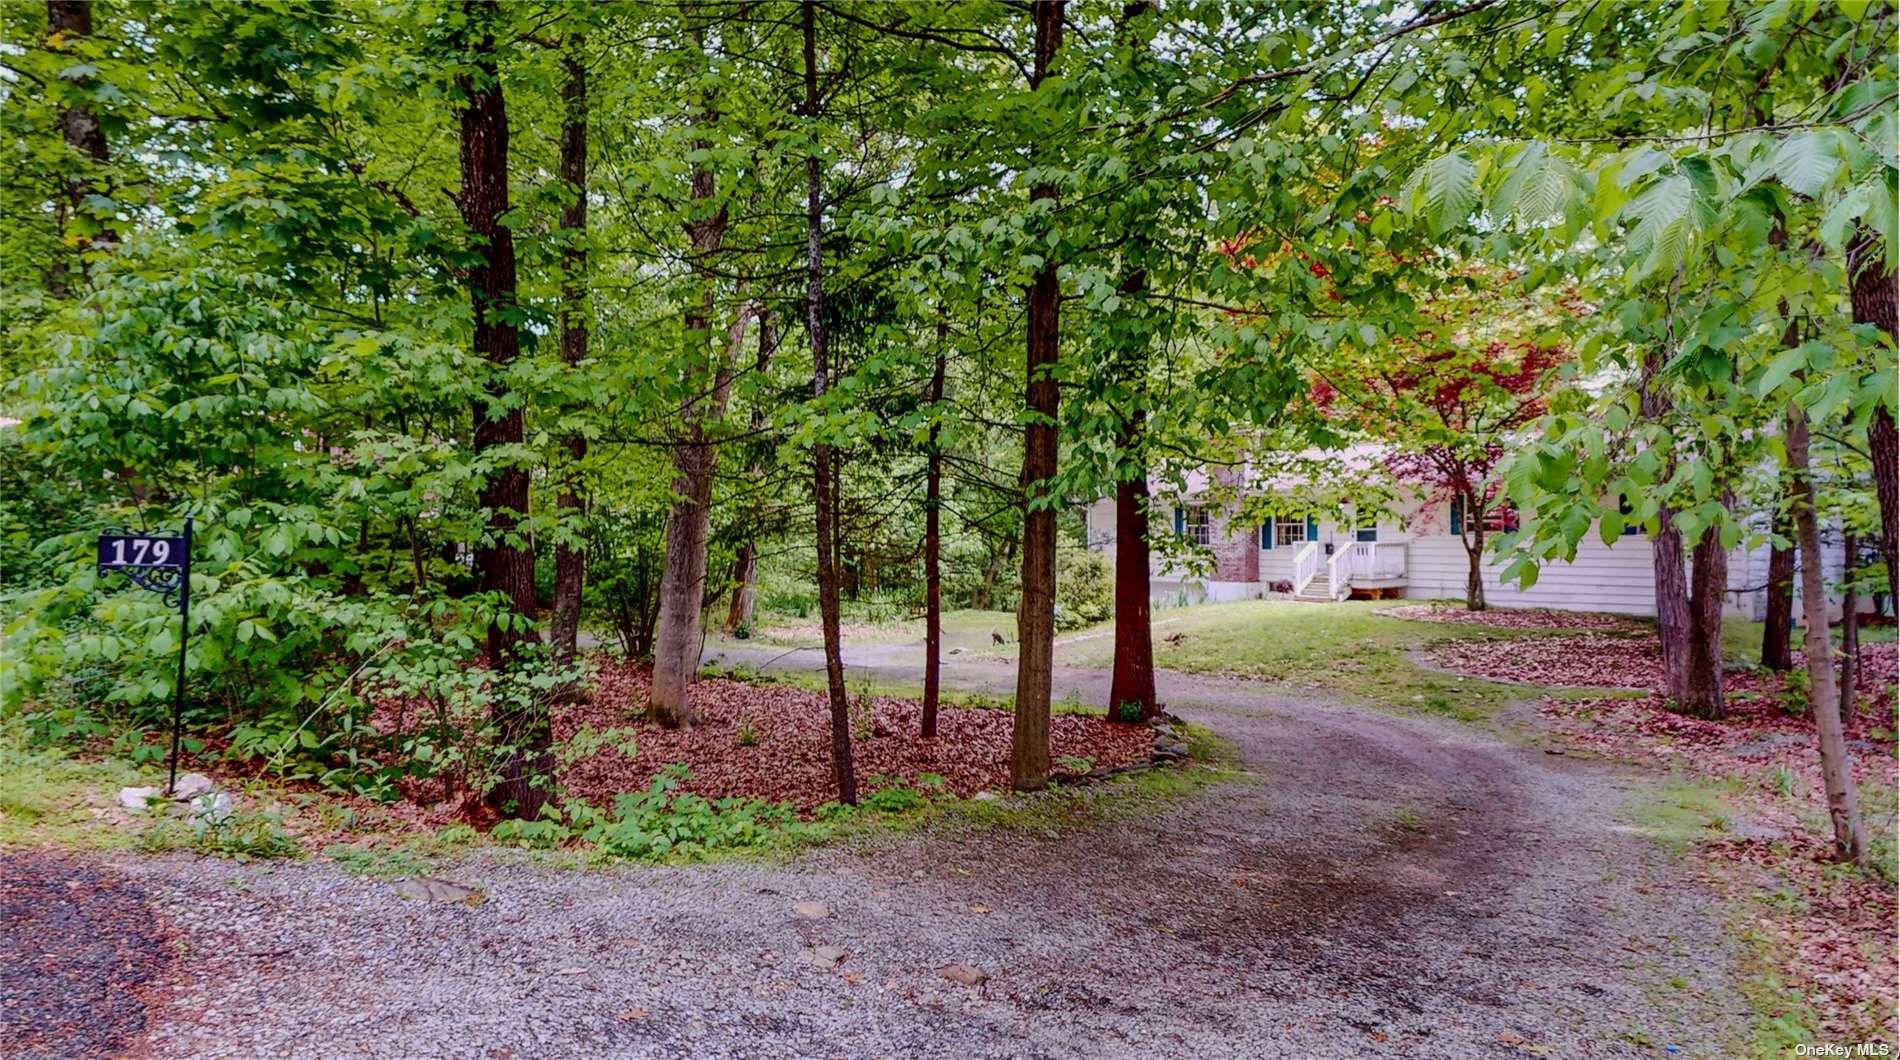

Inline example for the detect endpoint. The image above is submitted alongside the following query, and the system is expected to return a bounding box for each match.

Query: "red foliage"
[1432,633,1659,688]
[554,661,1153,811]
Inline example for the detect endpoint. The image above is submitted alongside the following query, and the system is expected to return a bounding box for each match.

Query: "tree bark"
[1680,522,1728,719]
[1850,234,1898,605]
[46,0,114,295]
[1011,0,1064,792]
[922,346,945,738]
[803,0,857,805]
[648,29,738,728]
[648,307,747,724]
[1639,346,1694,708]
[549,35,589,667]
[1762,505,1795,671]
[1839,531,1859,723]
[456,0,548,818]
[1462,499,1487,611]
[1108,412,1156,722]
[1785,402,1866,864]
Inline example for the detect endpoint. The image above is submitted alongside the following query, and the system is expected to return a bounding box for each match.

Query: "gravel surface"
[0,851,171,1059]
[38,644,1744,1058]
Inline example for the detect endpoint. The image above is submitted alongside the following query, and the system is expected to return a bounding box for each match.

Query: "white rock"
[168,772,217,800]
[793,900,830,920]
[118,786,162,812]
[184,792,235,824]
[971,791,1000,803]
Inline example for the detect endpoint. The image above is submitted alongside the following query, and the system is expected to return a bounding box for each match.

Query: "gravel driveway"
[13,646,1743,1058]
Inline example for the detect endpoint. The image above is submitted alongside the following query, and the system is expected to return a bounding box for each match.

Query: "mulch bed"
[1536,642,1899,785]
[555,660,1154,811]
[1382,604,1647,633]
[1430,633,1662,689]
[0,851,173,1060]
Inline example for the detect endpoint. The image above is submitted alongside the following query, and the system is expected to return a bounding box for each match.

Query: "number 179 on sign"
[97,533,185,569]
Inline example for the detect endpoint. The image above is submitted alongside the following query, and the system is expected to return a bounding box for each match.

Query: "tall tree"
[1785,402,1866,865]
[648,20,739,728]
[549,32,589,667]
[1850,234,1897,605]
[802,0,856,804]
[1760,506,1795,671]
[45,0,115,295]
[454,0,548,816]
[922,341,945,738]
[1011,0,1063,792]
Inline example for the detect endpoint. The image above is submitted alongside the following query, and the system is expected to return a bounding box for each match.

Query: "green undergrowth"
[0,723,141,850]
[3,700,1233,873]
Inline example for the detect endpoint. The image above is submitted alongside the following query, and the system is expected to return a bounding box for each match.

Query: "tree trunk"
[648,308,747,725]
[1851,235,1898,606]
[1462,504,1487,611]
[1840,531,1859,723]
[46,0,114,295]
[1762,505,1795,671]
[803,0,857,805]
[1638,346,1695,706]
[1011,0,1064,793]
[549,35,589,667]
[1108,413,1156,722]
[456,0,548,819]
[922,347,945,738]
[1680,523,1728,719]
[648,32,738,728]
[1786,402,1866,863]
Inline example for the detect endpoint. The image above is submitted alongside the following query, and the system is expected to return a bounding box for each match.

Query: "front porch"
[1289,539,1410,602]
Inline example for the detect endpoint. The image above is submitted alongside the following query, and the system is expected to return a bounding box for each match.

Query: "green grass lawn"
[1057,599,1542,721]
[1720,614,1894,668]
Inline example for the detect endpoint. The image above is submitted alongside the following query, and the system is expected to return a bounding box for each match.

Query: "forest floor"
[4,630,1770,1059]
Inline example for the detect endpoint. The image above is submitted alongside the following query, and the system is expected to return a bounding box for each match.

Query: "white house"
[1083,454,1866,622]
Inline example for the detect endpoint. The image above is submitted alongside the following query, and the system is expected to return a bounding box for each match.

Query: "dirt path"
[24,648,1743,1058]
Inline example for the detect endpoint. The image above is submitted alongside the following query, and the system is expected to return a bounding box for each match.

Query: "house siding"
[1402,531,1661,614]
[1085,477,1868,622]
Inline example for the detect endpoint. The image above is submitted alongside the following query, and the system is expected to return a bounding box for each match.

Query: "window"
[1355,525,1378,543]
[1176,507,1210,547]
[1483,505,1518,533]
[1451,496,1517,534]
[1272,515,1313,548]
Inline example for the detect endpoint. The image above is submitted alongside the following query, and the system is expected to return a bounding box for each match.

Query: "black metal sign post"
[97,517,192,793]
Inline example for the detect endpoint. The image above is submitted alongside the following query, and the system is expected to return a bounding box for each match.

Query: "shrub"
[1054,547,1112,631]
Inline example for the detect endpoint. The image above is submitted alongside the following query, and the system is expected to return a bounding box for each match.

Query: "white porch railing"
[1348,541,1408,582]
[1327,546,1354,601]
[1291,541,1320,596]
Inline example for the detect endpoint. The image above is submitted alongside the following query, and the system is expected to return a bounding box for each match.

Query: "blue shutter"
[1174,508,1185,536]
[1450,496,1463,535]
[1306,514,1318,540]
[1261,521,1272,549]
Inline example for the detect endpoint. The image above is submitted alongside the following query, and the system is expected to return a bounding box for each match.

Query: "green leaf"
[1768,131,1844,199]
